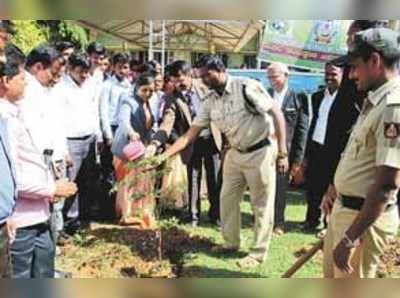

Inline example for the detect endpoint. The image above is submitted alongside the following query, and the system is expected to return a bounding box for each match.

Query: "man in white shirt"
[303,63,343,231]
[99,52,131,145]
[86,42,107,104]
[0,52,77,278]
[98,52,130,220]
[53,52,102,235]
[20,44,72,246]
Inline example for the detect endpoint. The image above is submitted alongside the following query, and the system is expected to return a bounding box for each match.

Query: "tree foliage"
[58,21,89,49]
[11,20,89,53]
[11,20,49,54]
[39,20,89,50]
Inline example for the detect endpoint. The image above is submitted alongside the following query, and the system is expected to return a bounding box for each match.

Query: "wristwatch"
[343,232,360,249]
[277,151,288,159]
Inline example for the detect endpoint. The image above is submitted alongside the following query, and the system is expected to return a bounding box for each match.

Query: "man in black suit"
[303,63,343,231]
[267,62,309,234]
[320,20,389,215]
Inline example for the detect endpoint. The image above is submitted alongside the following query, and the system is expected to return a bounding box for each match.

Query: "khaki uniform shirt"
[335,77,400,204]
[193,76,275,151]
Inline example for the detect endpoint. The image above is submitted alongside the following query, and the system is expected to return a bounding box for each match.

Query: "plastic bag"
[159,155,188,209]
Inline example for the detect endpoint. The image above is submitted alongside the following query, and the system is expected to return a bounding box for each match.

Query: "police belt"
[235,138,271,154]
[339,195,396,212]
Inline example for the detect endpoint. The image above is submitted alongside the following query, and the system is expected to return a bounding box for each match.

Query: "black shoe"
[301,222,320,233]
[181,215,200,227]
[80,220,91,229]
[209,218,221,227]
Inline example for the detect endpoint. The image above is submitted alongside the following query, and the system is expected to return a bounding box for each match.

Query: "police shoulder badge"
[384,122,400,139]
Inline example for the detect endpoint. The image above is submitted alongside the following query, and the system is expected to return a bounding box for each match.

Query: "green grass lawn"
[166,188,323,278]
[58,188,399,278]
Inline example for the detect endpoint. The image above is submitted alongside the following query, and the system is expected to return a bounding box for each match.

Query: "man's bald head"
[267,62,289,92]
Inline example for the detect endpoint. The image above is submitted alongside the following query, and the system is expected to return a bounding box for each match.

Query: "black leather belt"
[19,222,50,231]
[67,135,92,141]
[340,195,396,212]
[236,138,271,154]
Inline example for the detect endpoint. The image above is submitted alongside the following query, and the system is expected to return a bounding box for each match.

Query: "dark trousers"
[0,224,10,278]
[63,136,96,233]
[98,143,116,221]
[10,223,55,278]
[274,172,289,227]
[187,137,221,222]
[305,141,331,227]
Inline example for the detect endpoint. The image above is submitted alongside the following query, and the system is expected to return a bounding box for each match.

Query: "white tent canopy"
[76,20,265,53]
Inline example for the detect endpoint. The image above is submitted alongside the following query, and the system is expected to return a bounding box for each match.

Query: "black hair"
[0,60,22,79]
[5,43,26,66]
[352,20,389,31]
[136,63,157,76]
[169,60,191,77]
[25,44,60,69]
[0,20,15,35]
[163,64,172,81]
[196,54,226,72]
[55,41,75,53]
[325,62,343,70]
[129,59,141,70]
[148,59,161,69]
[138,63,156,75]
[134,72,156,99]
[135,72,156,88]
[112,52,130,66]
[87,42,106,55]
[356,44,400,69]
[68,52,91,70]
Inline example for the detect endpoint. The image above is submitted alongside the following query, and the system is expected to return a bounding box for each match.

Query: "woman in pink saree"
[112,73,158,228]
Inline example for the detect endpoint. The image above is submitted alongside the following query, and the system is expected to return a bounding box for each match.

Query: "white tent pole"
[161,20,166,75]
[148,20,154,61]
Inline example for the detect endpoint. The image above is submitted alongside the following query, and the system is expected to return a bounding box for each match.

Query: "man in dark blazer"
[303,63,343,231]
[149,61,222,227]
[267,62,309,234]
[320,20,388,215]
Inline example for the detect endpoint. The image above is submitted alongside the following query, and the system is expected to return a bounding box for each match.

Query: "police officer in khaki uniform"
[161,55,289,269]
[322,28,400,278]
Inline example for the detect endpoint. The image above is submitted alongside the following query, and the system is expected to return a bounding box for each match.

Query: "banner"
[258,20,352,70]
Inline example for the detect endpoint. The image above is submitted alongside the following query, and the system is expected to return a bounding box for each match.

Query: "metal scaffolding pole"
[148,20,154,61]
[161,20,166,74]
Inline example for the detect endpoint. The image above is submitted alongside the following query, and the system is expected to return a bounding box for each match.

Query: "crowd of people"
[0,19,400,279]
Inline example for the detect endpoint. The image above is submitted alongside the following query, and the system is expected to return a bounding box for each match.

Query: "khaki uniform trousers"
[220,143,277,262]
[323,199,399,278]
